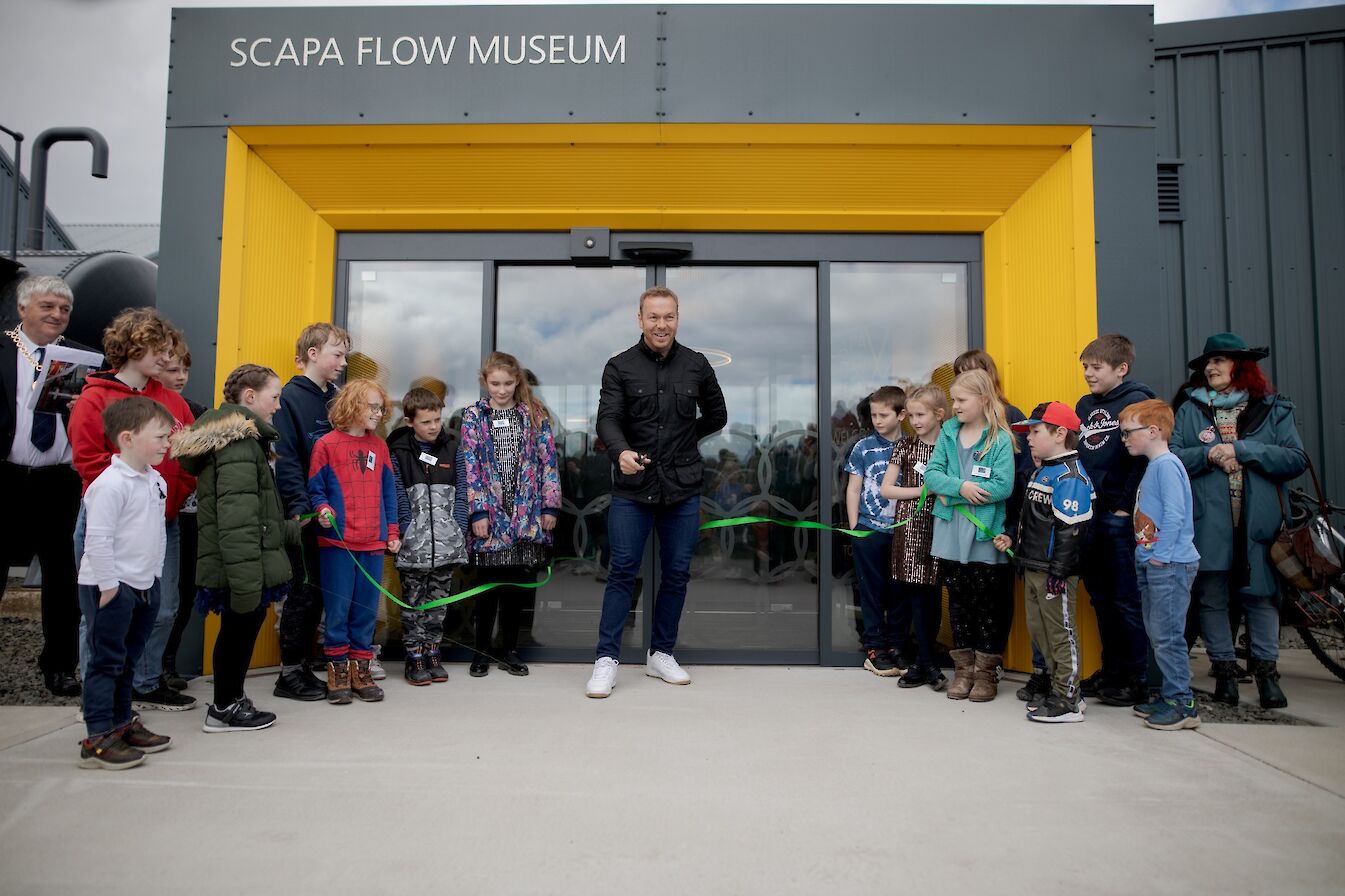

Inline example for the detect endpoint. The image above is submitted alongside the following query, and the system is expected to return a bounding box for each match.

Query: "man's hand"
[959,481,991,505]
[98,587,118,608]
[472,519,489,538]
[618,450,650,475]
[992,534,1013,552]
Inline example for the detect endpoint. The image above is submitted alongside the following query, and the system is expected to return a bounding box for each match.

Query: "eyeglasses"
[1119,426,1152,439]
[366,403,386,417]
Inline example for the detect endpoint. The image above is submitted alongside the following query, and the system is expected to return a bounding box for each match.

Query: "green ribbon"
[312,484,1009,608]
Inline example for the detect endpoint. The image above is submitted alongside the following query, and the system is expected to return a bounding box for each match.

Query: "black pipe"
[24,127,109,251]
[0,124,21,262]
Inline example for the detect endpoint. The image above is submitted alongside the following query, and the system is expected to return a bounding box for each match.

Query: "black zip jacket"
[1075,380,1157,514]
[1014,451,1096,578]
[596,337,728,505]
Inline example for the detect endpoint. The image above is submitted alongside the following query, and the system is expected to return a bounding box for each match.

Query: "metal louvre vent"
[1158,162,1183,222]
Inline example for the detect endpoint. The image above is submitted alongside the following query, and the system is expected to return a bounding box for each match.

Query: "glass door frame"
[335,231,983,666]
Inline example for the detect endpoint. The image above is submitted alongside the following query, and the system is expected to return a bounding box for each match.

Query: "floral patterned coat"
[454,398,562,555]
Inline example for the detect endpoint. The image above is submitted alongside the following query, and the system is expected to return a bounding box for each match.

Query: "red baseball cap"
[1011,401,1081,433]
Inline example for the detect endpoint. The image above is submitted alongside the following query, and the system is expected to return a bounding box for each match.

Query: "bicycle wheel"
[1297,618,1345,683]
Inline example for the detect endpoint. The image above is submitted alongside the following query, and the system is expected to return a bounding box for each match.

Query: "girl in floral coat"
[456,352,561,677]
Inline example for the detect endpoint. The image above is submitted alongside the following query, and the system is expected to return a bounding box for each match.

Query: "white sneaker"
[586,657,619,698]
[369,646,386,681]
[645,650,691,685]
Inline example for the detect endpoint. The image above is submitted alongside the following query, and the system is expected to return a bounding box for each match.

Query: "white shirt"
[78,455,167,591]
[7,326,73,467]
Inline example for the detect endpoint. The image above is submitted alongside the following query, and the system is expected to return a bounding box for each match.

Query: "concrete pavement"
[2,651,1343,895]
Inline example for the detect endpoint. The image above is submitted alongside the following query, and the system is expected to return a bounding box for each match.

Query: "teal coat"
[172,405,300,613]
[923,417,1017,541]
[1170,392,1307,597]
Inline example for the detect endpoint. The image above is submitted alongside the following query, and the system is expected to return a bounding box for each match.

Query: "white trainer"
[645,650,691,685]
[586,657,619,698]
[368,645,387,681]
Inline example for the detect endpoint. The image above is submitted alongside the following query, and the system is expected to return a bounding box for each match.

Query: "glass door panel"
[665,266,819,655]
[495,265,650,651]
[827,263,969,654]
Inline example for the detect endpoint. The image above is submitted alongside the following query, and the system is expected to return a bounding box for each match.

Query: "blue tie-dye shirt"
[844,432,897,528]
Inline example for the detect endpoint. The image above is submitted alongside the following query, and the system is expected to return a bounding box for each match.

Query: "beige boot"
[350,659,385,703]
[969,652,1002,702]
[326,661,352,705]
[947,648,976,700]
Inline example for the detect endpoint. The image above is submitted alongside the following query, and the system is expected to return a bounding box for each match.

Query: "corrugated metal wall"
[1155,15,1345,495]
[0,148,78,253]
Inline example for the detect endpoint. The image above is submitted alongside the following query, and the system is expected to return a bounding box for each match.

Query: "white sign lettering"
[230,34,626,68]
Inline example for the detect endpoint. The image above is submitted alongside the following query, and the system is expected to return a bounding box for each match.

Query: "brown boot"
[326,660,352,705]
[350,659,385,703]
[947,648,976,700]
[969,652,1002,702]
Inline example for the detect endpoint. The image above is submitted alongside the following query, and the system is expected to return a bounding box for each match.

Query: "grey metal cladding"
[1155,6,1345,492]
[156,126,229,409]
[660,5,1152,125]
[167,5,658,126]
[166,4,1152,128]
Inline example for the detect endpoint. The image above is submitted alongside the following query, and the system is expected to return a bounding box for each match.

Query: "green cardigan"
[922,417,1017,541]
[172,405,300,613]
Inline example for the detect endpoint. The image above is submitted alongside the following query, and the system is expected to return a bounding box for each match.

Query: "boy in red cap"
[995,402,1095,723]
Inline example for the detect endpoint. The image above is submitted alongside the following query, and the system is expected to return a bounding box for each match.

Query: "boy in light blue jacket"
[1121,399,1201,731]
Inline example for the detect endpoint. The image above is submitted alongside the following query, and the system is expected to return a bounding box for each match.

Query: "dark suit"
[0,334,89,675]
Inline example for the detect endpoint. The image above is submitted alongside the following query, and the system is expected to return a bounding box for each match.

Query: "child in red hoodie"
[308,378,401,705]
[67,308,197,711]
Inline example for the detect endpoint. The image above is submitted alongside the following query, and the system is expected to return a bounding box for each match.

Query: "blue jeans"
[1083,513,1149,679]
[76,509,179,691]
[596,495,700,660]
[79,580,159,738]
[320,547,384,661]
[1136,559,1198,703]
[851,527,909,653]
[132,518,180,692]
[1194,570,1281,662]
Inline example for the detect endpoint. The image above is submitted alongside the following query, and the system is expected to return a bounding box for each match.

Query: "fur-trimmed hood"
[173,405,277,458]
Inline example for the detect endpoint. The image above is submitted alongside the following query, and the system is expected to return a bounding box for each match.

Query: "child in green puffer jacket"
[172,364,303,733]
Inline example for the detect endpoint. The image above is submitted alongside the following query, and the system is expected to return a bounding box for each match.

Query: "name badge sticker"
[971,464,993,479]
[492,417,511,429]
[913,461,927,475]
[366,451,376,471]
[418,452,438,466]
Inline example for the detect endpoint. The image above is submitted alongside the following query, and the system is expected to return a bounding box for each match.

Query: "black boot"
[1211,660,1240,706]
[469,653,490,678]
[1252,659,1288,709]
[274,665,327,701]
[162,654,188,692]
[1015,670,1051,703]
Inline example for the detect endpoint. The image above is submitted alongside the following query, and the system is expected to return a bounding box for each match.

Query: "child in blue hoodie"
[1120,399,1202,731]
[272,322,349,702]
[1074,334,1157,707]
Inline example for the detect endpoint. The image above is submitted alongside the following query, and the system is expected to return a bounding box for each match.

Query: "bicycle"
[1279,487,1345,682]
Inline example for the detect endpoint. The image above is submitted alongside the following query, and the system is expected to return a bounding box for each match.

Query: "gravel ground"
[2,585,79,707]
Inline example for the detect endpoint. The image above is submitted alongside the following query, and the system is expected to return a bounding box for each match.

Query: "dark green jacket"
[172,405,300,613]
[1170,391,1308,597]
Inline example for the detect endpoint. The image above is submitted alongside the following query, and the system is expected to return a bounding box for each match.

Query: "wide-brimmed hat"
[1188,332,1270,370]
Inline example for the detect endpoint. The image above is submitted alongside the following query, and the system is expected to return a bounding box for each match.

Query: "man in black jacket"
[585,286,727,698]
[1,276,88,696]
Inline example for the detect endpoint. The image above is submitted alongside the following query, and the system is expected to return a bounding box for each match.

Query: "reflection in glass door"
[495,265,650,652]
[827,263,970,656]
[666,267,819,658]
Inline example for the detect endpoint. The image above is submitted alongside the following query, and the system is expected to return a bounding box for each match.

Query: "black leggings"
[213,606,268,707]
[940,560,1014,655]
[473,566,537,655]
[280,529,324,666]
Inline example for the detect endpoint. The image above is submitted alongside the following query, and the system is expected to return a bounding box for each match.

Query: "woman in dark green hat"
[1170,333,1307,708]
